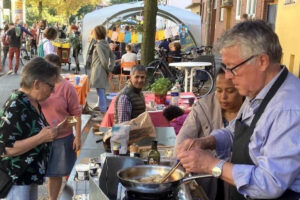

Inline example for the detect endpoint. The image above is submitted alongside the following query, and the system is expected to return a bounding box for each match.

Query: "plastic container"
[170,81,180,106]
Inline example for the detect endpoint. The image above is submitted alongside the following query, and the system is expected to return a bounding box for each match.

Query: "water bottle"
[170,81,180,106]
[137,49,141,63]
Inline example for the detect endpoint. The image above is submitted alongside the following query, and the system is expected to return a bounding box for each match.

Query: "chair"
[119,61,136,90]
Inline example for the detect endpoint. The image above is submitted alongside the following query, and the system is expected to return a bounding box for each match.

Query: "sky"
[167,0,192,10]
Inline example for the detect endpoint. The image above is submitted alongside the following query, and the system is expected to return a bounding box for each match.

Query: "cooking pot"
[117,165,212,193]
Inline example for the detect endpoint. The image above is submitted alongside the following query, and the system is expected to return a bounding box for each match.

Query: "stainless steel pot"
[117,165,212,193]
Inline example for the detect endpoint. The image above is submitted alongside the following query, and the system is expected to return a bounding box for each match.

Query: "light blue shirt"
[212,67,300,199]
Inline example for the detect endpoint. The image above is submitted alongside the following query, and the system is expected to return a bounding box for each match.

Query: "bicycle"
[145,48,184,89]
[20,39,31,66]
[146,48,215,98]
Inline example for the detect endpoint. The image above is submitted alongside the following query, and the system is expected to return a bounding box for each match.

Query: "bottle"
[112,142,120,155]
[170,81,180,106]
[148,141,160,165]
[137,49,141,63]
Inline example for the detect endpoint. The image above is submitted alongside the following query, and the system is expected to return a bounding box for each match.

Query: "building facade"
[201,0,279,46]
[275,0,299,76]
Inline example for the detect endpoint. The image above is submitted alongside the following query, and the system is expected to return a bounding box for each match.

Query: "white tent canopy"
[82,2,201,62]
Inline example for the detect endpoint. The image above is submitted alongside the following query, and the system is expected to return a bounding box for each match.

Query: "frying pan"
[117,165,212,193]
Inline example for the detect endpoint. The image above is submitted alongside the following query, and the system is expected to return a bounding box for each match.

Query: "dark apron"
[230,67,300,200]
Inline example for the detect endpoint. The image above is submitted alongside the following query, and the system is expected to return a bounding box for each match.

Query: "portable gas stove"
[116,183,192,200]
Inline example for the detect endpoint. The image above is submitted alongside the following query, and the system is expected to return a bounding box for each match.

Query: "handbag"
[0,168,13,198]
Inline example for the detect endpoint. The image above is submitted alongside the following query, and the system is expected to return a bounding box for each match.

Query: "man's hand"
[39,127,58,143]
[178,149,219,174]
[176,136,217,155]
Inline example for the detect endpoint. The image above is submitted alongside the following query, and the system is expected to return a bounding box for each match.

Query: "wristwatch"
[212,160,226,178]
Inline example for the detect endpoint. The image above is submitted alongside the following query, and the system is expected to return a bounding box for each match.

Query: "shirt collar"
[251,66,286,102]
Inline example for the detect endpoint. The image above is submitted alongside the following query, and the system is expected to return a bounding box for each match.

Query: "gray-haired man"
[114,65,146,124]
[177,20,300,199]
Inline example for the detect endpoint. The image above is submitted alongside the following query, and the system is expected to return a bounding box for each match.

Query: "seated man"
[114,65,146,124]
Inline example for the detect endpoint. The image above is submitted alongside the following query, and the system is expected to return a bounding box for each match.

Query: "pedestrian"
[69,25,81,73]
[0,57,62,200]
[89,25,115,121]
[39,27,57,57]
[41,54,82,200]
[177,20,300,199]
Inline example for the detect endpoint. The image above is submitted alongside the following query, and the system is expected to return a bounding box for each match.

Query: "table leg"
[184,69,188,92]
[190,68,194,93]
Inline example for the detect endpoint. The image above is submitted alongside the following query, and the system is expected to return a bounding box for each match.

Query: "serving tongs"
[160,140,195,183]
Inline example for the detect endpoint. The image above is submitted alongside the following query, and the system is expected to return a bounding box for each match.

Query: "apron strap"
[248,67,288,130]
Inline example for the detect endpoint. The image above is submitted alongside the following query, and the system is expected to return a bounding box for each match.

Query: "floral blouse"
[0,91,51,185]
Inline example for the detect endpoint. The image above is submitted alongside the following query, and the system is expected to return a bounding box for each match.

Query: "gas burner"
[124,190,177,200]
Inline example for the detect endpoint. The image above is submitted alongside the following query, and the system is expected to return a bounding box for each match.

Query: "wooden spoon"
[160,140,195,183]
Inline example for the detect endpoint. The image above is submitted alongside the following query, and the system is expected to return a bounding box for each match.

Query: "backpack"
[37,40,48,57]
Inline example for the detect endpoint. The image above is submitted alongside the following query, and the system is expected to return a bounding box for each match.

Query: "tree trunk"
[141,0,157,66]
[205,0,212,46]
[38,1,43,20]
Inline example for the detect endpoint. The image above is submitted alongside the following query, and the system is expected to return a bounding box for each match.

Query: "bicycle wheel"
[20,49,30,66]
[146,60,165,85]
[193,69,214,98]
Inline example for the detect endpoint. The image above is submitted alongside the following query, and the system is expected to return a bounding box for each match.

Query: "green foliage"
[69,4,96,24]
[26,5,64,26]
[151,78,172,95]
[3,0,10,9]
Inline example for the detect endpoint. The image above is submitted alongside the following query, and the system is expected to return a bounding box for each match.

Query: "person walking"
[69,25,81,73]
[1,25,10,70]
[6,20,33,75]
[89,25,115,121]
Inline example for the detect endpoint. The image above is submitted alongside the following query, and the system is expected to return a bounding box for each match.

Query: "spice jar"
[129,143,139,157]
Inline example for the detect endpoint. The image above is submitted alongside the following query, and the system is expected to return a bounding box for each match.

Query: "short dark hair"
[163,105,184,121]
[20,57,59,89]
[44,27,57,40]
[45,54,61,67]
[130,65,146,76]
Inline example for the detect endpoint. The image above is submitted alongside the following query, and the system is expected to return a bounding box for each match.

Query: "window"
[246,0,257,19]
[236,0,242,20]
[220,0,224,21]
[214,0,218,9]
[284,0,295,4]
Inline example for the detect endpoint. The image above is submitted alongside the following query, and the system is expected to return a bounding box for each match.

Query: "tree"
[26,0,99,22]
[141,0,157,66]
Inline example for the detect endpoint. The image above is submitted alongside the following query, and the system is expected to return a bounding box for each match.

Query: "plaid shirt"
[117,94,132,123]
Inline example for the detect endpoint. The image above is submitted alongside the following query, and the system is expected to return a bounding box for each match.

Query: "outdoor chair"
[119,61,136,90]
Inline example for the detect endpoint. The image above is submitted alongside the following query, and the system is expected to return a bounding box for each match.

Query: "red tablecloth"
[100,92,195,127]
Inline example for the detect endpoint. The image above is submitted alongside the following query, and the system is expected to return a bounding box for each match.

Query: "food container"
[75,164,89,181]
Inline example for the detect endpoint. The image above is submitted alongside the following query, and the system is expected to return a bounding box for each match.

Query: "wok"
[117,165,212,193]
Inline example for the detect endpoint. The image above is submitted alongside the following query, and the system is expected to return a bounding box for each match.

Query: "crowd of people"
[0,19,83,76]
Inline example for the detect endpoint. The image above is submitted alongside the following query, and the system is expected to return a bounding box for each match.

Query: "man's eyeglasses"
[45,82,55,91]
[221,55,259,76]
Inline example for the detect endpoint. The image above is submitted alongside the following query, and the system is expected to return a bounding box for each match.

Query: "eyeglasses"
[45,82,55,91]
[221,55,258,76]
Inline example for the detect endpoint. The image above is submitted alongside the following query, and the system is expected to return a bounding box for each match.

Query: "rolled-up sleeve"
[211,119,235,159]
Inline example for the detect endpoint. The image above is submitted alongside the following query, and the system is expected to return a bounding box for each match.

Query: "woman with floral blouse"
[0,57,63,200]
